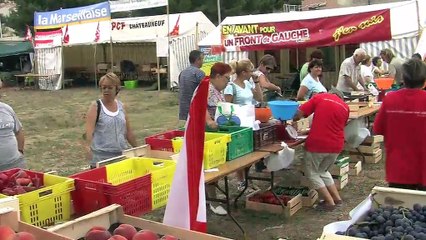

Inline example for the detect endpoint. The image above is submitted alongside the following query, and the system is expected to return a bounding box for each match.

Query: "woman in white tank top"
[84,73,138,168]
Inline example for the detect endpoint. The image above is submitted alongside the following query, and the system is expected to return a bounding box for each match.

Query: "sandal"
[316,203,336,212]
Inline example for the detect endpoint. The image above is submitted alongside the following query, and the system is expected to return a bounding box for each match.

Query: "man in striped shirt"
[179,50,205,120]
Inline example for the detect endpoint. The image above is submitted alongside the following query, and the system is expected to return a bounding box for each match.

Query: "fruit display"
[79,223,180,240]
[0,170,43,196]
[0,225,36,240]
[335,204,426,239]
[273,186,310,197]
[247,190,290,205]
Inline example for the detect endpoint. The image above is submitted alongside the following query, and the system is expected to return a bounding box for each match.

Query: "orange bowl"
[375,78,394,90]
[255,107,272,123]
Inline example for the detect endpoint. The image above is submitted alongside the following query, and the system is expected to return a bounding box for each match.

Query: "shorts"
[0,156,27,171]
[302,151,338,189]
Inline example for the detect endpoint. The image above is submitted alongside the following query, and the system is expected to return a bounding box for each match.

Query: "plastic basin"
[255,107,272,123]
[124,80,138,89]
[268,100,299,121]
[375,78,393,90]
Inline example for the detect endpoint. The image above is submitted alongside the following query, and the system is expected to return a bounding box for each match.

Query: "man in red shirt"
[293,88,349,210]
[374,59,426,190]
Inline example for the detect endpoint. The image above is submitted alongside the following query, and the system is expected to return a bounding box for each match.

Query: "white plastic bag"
[344,119,371,148]
[264,142,295,171]
[214,102,256,128]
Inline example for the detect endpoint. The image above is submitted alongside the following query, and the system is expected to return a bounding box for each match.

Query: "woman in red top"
[373,59,426,190]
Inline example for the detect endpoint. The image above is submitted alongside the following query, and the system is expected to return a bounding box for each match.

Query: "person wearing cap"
[336,48,368,94]
[293,87,349,211]
[373,59,426,190]
[252,54,282,101]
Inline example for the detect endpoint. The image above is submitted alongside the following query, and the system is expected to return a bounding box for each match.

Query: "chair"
[139,64,154,82]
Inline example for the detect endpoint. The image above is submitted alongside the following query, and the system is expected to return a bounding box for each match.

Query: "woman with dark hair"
[371,56,385,79]
[300,50,324,82]
[205,62,232,216]
[205,62,233,129]
[373,59,426,190]
[296,59,327,101]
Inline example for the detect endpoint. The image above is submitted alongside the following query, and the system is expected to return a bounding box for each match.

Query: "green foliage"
[4,0,299,35]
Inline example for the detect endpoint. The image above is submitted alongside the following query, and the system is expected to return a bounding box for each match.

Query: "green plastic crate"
[207,126,254,161]
[124,80,138,89]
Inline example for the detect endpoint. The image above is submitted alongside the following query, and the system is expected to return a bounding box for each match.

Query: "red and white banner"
[163,79,209,232]
[24,25,33,43]
[34,29,62,48]
[95,22,100,42]
[221,9,392,51]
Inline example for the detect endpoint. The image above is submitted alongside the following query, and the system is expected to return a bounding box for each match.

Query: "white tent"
[111,11,215,87]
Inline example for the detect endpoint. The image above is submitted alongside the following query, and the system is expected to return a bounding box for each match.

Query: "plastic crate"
[207,126,253,160]
[124,80,138,89]
[145,130,185,151]
[71,158,176,216]
[0,168,74,227]
[253,123,277,150]
[172,132,231,169]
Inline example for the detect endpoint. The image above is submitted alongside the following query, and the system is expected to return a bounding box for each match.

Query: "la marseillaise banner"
[221,9,391,51]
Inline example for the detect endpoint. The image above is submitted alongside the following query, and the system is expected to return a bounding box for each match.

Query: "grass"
[0,87,387,240]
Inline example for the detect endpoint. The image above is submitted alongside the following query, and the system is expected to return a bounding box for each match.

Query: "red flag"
[94,22,100,42]
[24,25,33,42]
[163,78,209,232]
[169,15,180,36]
[63,25,69,44]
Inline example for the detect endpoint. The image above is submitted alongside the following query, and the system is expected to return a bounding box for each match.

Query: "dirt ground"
[0,87,387,240]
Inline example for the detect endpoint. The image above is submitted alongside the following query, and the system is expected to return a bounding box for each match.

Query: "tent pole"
[110,36,114,73]
[166,0,170,90]
[416,0,421,40]
[195,22,199,49]
[94,44,98,88]
[61,42,65,90]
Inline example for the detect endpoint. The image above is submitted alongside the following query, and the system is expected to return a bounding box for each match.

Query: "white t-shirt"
[300,74,327,100]
[224,81,254,105]
[360,65,373,83]
[336,57,362,93]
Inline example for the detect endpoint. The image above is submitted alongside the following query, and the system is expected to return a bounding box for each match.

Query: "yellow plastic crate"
[106,157,176,210]
[172,133,231,169]
[0,169,74,227]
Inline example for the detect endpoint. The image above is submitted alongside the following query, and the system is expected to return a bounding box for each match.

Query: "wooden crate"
[48,204,231,240]
[362,135,384,145]
[320,187,426,239]
[350,143,381,155]
[302,189,319,207]
[333,174,349,190]
[329,163,350,176]
[0,197,70,240]
[348,161,362,176]
[245,191,302,217]
[350,149,382,164]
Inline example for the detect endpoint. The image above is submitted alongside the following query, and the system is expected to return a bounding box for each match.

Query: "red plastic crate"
[70,166,152,217]
[145,130,184,151]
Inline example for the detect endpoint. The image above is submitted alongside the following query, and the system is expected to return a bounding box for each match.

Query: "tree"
[5,0,298,35]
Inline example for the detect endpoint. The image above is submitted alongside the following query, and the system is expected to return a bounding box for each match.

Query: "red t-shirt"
[373,88,426,186]
[300,93,349,153]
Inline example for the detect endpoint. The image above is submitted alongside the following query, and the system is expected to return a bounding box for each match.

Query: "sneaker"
[237,181,246,191]
[209,204,227,216]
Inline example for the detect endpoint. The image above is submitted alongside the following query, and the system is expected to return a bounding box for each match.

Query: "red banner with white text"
[221,9,391,51]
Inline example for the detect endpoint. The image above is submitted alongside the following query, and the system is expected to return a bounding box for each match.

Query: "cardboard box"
[49,204,231,240]
[0,197,70,240]
[350,144,381,155]
[320,187,426,239]
[245,191,302,217]
[333,174,348,190]
[348,161,362,176]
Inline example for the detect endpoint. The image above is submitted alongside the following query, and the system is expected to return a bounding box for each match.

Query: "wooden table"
[14,73,50,89]
[349,104,380,120]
